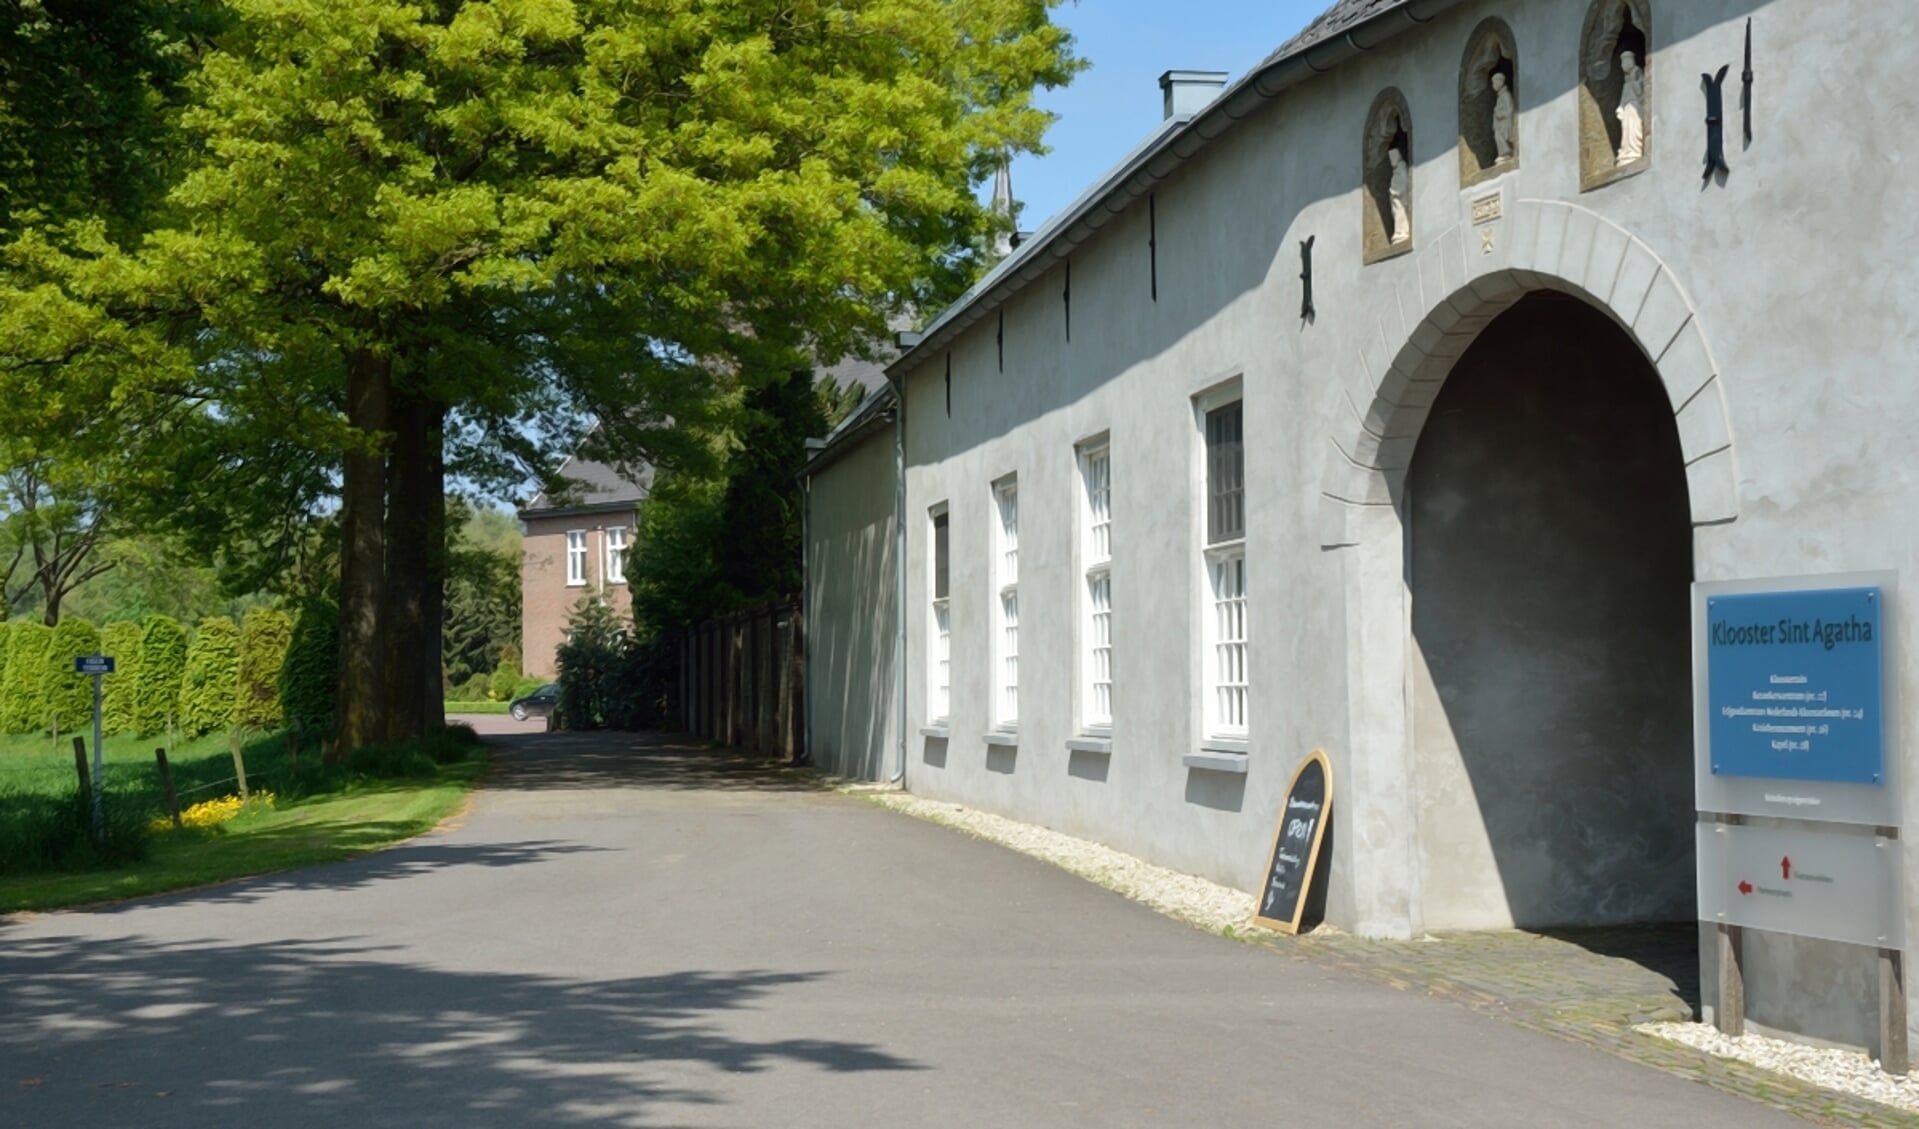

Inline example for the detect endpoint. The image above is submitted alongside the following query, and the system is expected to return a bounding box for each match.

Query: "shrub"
[488,644,522,701]
[278,599,338,734]
[452,673,490,702]
[41,616,102,737]
[236,607,294,729]
[134,615,189,737]
[554,598,669,732]
[179,616,241,736]
[99,621,144,735]
[1,622,53,734]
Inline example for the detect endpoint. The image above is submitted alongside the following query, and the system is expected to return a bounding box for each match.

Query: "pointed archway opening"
[1406,291,1695,932]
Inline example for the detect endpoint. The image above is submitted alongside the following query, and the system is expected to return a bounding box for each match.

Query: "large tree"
[2,0,1080,755]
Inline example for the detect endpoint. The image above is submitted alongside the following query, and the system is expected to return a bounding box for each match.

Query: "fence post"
[155,748,182,829]
[228,729,250,804]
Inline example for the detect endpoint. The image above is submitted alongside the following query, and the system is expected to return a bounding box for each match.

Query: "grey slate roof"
[523,453,652,515]
[1265,0,1410,64]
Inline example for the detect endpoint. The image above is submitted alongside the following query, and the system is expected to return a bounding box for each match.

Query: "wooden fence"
[671,600,804,762]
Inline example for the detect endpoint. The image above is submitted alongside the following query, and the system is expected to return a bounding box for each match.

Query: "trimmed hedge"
[489,644,522,701]
[178,615,240,736]
[41,616,102,737]
[134,615,189,737]
[2,623,54,733]
[99,620,144,735]
[236,607,293,730]
[279,599,338,734]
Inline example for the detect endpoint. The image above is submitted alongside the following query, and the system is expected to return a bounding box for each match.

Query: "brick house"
[518,455,651,678]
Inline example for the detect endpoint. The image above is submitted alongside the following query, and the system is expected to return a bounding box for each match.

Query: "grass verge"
[445,700,511,715]
[0,725,487,914]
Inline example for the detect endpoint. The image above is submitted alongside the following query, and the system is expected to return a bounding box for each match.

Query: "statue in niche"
[1387,145,1411,243]
[1616,50,1646,164]
[1491,71,1515,162]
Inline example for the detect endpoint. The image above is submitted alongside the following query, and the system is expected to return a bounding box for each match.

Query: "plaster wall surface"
[521,511,634,678]
[804,430,901,781]
[877,0,1919,1052]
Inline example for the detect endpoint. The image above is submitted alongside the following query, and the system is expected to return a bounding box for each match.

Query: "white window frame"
[991,475,1019,729]
[604,525,629,585]
[565,529,588,587]
[1078,439,1113,733]
[929,504,951,723]
[1196,385,1247,741]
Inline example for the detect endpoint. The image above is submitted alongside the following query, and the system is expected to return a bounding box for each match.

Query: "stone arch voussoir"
[1318,199,1736,548]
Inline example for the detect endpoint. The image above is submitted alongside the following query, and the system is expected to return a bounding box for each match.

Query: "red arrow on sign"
[1781,856,1792,880]
[1738,880,1753,896]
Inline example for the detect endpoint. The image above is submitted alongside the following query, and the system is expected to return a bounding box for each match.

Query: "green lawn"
[0,726,486,914]
[445,700,511,714]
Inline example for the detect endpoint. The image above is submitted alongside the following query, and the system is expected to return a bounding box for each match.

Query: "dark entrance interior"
[1407,291,1695,930]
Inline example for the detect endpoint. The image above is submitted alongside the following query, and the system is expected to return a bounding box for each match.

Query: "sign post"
[73,654,114,837]
[1693,572,1902,1072]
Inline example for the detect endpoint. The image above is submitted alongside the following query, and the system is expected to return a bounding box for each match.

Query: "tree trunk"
[381,388,434,744]
[334,348,391,761]
[422,406,447,732]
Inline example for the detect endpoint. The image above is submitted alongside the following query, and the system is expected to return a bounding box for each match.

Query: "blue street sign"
[73,655,115,675]
[1706,587,1884,784]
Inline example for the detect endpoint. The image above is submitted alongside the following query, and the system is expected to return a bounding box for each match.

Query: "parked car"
[509,683,559,721]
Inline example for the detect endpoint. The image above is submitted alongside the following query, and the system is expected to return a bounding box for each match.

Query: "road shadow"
[1531,922,1701,1020]
[481,729,828,795]
[0,933,922,1126]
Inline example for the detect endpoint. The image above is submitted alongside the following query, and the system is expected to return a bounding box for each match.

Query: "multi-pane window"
[1203,399,1247,736]
[565,530,588,586]
[993,478,1019,726]
[930,508,950,721]
[605,526,629,585]
[1079,443,1113,730]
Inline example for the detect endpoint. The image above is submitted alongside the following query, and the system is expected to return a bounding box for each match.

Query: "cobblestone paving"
[1265,925,1918,1127]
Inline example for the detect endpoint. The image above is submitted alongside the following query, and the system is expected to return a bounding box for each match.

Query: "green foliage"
[133,615,188,737]
[235,607,293,729]
[489,645,523,702]
[178,616,240,736]
[278,600,338,733]
[99,621,145,735]
[1,622,53,733]
[444,501,520,686]
[452,674,490,702]
[40,616,102,736]
[555,598,671,732]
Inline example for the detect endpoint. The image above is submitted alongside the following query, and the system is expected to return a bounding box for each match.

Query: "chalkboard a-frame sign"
[1253,750,1333,934]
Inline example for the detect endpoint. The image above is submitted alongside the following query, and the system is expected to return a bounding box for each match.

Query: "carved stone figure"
[1491,72,1515,161]
[1616,50,1645,165]
[1387,146,1411,243]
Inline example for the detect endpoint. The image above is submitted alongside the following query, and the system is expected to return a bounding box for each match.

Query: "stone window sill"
[984,731,1019,748]
[1184,745,1249,773]
[1065,735,1112,755]
[920,725,950,739]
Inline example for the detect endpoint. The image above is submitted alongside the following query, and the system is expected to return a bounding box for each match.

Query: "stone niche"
[1458,18,1519,188]
[1362,88,1414,264]
[1579,0,1652,191]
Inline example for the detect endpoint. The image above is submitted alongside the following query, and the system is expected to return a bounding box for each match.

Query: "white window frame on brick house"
[929,504,951,723]
[566,529,588,587]
[604,526,629,585]
[1196,384,1247,742]
[1077,439,1113,733]
[992,475,1019,729]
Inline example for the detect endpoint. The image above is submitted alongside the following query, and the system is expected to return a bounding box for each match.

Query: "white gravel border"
[847,786,1273,936]
[1638,1021,1919,1113]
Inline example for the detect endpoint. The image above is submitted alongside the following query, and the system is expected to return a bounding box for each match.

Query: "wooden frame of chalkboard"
[1253,749,1333,934]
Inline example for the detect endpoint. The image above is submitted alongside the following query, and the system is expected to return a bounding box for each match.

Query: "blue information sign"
[73,655,115,675]
[1706,587,1883,784]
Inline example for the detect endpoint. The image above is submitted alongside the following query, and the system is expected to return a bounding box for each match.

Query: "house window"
[1079,442,1112,730]
[993,476,1019,727]
[605,526,629,585]
[565,530,588,586]
[1202,397,1247,737]
[930,507,950,721]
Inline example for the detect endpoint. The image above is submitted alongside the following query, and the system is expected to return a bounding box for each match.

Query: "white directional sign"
[1696,820,1905,948]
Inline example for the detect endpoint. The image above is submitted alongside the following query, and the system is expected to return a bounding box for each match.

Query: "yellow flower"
[150,790,276,833]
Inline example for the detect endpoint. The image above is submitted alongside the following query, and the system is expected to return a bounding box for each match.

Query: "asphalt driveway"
[0,725,1803,1127]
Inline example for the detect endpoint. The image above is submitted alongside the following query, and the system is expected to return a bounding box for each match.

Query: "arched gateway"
[1316,200,1737,938]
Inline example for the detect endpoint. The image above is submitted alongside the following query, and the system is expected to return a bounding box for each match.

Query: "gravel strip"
[1639,1021,1919,1113]
[852,788,1269,936]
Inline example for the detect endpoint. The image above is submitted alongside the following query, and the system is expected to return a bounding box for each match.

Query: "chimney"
[1159,70,1229,121]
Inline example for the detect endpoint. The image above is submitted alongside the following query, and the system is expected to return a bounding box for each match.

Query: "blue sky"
[995,0,1333,229]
